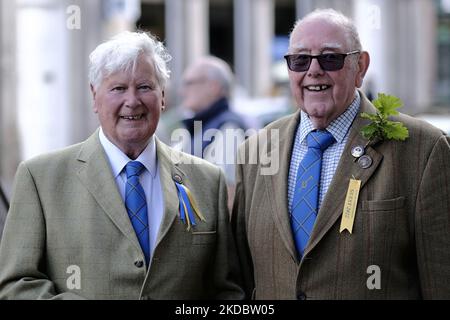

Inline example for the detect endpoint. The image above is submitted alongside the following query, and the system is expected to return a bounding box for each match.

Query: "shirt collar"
[299,90,361,144]
[98,128,157,178]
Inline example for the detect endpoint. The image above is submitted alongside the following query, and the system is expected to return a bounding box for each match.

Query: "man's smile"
[304,84,331,92]
[120,114,145,120]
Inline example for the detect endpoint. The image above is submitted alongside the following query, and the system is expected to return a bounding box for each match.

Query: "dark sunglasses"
[284,50,360,72]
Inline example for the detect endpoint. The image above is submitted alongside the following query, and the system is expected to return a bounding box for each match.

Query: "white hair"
[291,8,362,52]
[89,31,172,90]
[195,56,234,98]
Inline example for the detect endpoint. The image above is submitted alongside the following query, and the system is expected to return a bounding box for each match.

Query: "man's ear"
[90,84,98,113]
[355,51,370,88]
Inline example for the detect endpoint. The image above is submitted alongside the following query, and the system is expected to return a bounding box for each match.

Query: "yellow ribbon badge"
[175,182,206,231]
[339,178,361,234]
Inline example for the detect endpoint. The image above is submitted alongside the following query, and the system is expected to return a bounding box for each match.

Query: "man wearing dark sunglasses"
[232,8,450,299]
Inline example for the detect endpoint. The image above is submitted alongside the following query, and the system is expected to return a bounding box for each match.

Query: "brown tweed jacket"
[0,130,244,299]
[232,92,450,299]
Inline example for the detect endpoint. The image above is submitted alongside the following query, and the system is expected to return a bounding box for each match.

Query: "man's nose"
[307,57,325,77]
[124,89,141,107]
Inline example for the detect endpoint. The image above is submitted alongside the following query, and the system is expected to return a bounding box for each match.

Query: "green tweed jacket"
[0,130,244,299]
[232,91,450,299]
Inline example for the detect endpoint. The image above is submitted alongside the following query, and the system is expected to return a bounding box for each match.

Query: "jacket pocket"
[361,196,405,212]
[192,230,217,245]
[359,196,408,286]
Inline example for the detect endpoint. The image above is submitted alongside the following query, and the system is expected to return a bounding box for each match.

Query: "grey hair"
[89,31,172,90]
[291,8,362,52]
[196,56,234,98]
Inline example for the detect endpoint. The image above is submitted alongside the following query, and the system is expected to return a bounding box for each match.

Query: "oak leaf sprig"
[361,93,409,142]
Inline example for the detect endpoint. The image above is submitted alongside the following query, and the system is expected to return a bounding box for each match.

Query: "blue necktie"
[125,161,150,266]
[291,130,335,257]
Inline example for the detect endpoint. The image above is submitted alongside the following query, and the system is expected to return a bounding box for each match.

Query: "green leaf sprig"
[360,93,409,142]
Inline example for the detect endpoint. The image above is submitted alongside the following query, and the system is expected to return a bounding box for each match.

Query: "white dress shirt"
[99,128,164,259]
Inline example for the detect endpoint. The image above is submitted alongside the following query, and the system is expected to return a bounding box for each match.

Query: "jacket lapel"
[154,138,184,249]
[76,130,141,252]
[303,93,384,258]
[263,111,301,261]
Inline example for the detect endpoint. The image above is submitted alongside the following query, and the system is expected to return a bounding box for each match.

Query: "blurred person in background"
[0,31,243,300]
[178,56,249,189]
[232,9,450,299]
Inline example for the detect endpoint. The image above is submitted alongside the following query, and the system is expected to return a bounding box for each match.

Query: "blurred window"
[437,0,450,106]
[209,0,234,67]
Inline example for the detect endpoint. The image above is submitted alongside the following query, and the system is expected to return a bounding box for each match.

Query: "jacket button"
[134,260,144,268]
[297,292,307,300]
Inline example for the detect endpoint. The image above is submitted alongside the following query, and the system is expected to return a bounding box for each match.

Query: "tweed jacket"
[232,92,450,299]
[0,130,244,299]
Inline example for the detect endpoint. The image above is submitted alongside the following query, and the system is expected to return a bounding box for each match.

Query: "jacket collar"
[76,130,185,264]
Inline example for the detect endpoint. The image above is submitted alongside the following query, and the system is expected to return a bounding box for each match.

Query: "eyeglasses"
[182,78,207,87]
[284,50,360,72]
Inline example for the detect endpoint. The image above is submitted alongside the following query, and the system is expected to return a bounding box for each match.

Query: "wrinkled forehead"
[289,18,350,53]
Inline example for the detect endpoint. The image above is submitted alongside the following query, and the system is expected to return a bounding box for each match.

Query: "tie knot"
[125,161,145,178]
[306,130,335,151]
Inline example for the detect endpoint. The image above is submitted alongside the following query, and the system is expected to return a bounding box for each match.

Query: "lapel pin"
[357,155,372,169]
[351,145,365,158]
[173,174,183,184]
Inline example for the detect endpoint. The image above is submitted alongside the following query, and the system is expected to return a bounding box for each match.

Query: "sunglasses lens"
[286,55,311,72]
[318,54,345,71]
[285,53,350,72]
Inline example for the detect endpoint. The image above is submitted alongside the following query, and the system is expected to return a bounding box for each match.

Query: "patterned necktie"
[291,130,335,258]
[125,161,150,266]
